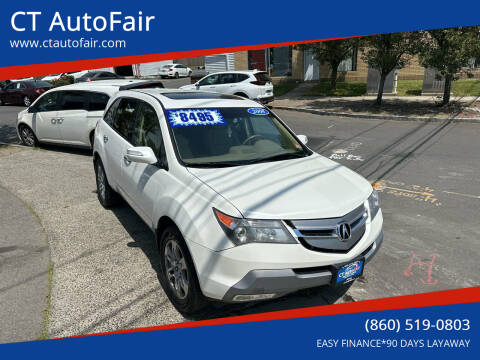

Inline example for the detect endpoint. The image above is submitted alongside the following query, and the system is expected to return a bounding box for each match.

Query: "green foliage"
[297,38,360,89]
[48,75,74,88]
[417,26,480,104]
[305,81,366,97]
[361,32,421,105]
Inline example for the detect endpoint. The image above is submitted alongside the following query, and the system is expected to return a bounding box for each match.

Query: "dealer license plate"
[335,260,364,284]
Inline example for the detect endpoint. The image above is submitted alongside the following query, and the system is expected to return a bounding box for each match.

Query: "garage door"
[205,54,228,73]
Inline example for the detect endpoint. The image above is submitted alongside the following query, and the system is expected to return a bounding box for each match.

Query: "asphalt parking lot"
[0,91,479,340]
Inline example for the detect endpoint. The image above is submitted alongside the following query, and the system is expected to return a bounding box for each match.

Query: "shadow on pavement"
[110,200,353,323]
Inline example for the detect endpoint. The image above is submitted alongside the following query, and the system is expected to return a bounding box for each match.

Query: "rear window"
[254,72,272,84]
[162,64,174,68]
[80,72,96,78]
[30,81,53,88]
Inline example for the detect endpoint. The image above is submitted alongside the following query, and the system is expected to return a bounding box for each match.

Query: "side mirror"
[195,82,200,89]
[28,106,36,113]
[297,135,308,145]
[125,147,158,165]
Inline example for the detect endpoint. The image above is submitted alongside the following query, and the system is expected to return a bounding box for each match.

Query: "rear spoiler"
[119,81,164,91]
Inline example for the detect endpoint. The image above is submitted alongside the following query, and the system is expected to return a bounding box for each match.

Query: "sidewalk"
[0,146,51,343]
[272,89,480,122]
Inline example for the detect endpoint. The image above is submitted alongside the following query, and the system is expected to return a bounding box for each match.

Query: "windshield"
[165,107,310,167]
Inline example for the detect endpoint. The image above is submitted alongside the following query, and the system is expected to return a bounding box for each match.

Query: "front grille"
[287,204,367,253]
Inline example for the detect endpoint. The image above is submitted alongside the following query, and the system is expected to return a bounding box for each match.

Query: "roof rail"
[119,80,164,91]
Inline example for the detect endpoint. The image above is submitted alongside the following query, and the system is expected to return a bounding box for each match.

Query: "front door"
[31,92,61,142]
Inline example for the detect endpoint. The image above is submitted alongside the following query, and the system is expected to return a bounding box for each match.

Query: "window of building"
[337,46,358,72]
[269,46,292,76]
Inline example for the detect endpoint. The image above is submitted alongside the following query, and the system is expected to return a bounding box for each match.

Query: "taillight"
[250,80,265,86]
[34,89,42,94]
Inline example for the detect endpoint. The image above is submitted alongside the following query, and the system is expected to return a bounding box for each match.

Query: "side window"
[35,92,58,112]
[89,92,110,111]
[103,98,121,126]
[219,73,236,84]
[5,83,15,90]
[58,91,88,111]
[18,82,26,89]
[236,74,249,82]
[98,72,113,78]
[112,98,139,143]
[133,102,165,161]
[199,74,219,86]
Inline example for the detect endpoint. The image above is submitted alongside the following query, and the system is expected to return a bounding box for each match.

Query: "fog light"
[232,293,276,302]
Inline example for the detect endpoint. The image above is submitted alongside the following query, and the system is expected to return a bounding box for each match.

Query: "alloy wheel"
[20,127,35,146]
[24,96,31,107]
[164,236,189,299]
[96,163,106,202]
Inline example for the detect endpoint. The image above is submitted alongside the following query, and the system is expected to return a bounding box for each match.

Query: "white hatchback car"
[180,70,274,103]
[159,64,192,78]
[16,80,164,148]
[93,89,383,314]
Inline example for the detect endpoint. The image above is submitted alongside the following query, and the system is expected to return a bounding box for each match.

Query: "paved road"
[0,150,50,343]
[0,108,478,339]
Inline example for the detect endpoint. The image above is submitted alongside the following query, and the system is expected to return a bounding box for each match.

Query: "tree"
[298,38,360,90]
[361,32,420,105]
[417,27,480,105]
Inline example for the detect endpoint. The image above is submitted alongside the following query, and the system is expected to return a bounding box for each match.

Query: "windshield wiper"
[184,161,246,168]
[246,152,308,164]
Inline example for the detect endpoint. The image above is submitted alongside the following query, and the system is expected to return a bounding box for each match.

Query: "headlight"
[367,188,380,219]
[213,208,296,246]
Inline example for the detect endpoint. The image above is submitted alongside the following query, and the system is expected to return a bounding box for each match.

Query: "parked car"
[180,70,274,103]
[0,80,53,107]
[75,71,124,83]
[93,89,383,314]
[16,80,164,148]
[159,64,192,78]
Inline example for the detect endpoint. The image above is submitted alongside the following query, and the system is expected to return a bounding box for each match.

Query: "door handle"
[56,117,63,124]
[103,135,108,143]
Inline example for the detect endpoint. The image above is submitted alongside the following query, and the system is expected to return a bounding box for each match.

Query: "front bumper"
[189,209,383,301]
[222,231,383,301]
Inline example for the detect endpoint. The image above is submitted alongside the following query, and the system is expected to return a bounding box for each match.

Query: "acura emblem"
[337,223,352,241]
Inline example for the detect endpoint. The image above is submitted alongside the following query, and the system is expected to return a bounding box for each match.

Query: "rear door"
[31,92,61,142]
[56,90,89,146]
[105,98,141,202]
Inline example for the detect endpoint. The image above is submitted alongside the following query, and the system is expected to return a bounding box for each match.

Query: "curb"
[271,106,480,124]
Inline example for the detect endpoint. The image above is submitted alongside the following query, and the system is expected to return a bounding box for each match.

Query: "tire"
[158,225,207,315]
[94,158,119,208]
[18,125,38,147]
[188,71,192,77]
[234,92,249,99]
[175,72,179,79]
[23,96,31,107]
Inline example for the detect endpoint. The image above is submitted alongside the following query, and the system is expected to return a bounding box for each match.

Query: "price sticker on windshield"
[166,109,226,127]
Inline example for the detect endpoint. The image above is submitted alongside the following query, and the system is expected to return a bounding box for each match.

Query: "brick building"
[232,46,480,82]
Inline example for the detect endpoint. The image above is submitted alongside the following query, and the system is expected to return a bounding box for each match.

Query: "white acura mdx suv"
[93,89,383,314]
[16,80,164,148]
[180,70,274,103]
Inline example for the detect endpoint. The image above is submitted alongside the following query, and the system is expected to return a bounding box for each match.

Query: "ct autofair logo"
[337,223,351,241]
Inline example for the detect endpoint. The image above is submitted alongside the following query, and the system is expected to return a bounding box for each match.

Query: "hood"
[188,154,373,220]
